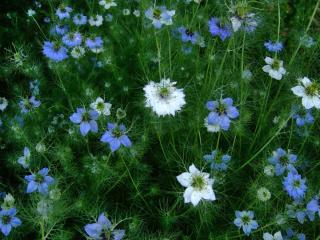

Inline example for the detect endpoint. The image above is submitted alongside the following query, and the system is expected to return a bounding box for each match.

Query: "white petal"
[262,65,271,73]
[274,231,283,240]
[190,191,202,206]
[200,186,216,201]
[269,70,282,80]
[312,96,320,109]
[231,17,241,32]
[264,57,273,65]
[263,233,273,240]
[301,77,311,87]
[183,187,193,203]
[302,96,314,109]
[189,164,199,174]
[176,172,192,187]
[291,86,306,97]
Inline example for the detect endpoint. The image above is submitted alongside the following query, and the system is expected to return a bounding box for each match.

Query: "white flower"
[133,10,140,17]
[90,97,112,116]
[71,46,85,58]
[122,9,131,16]
[291,77,320,109]
[89,15,103,26]
[0,97,8,111]
[262,57,286,80]
[176,164,216,206]
[27,9,36,17]
[264,165,275,177]
[143,78,186,117]
[257,187,271,202]
[263,231,283,240]
[99,0,117,10]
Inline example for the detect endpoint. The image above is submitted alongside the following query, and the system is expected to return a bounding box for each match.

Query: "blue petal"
[70,112,82,124]
[119,135,132,147]
[84,223,102,239]
[80,122,91,136]
[90,120,98,133]
[97,213,112,229]
[109,138,121,152]
[26,181,38,193]
[1,224,12,236]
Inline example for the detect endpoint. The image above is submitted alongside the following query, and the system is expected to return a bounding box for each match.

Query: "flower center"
[83,111,90,121]
[242,215,250,224]
[293,180,301,188]
[159,87,170,98]
[112,128,122,138]
[186,29,194,37]
[153,9,162,19]
[279,155,289,166]
[218,102,226,114]
[271,59,280,70]
[35,173,44,183]
[305,82,318,96]
[97,102,105,111]
[191,175,205,190]
[2,215,11,224]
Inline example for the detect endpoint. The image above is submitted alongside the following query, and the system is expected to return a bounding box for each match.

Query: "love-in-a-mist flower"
[145,6,175,29]
[291,105,314,127]
[0,97,8,111]
[25,168,55,195]
[229,2,258,32]
[257,187,271,202]
[99,0,117,9]
[143,79,186,117]
[291,77,320,109]
[71,46,85,58]
[54,24,69,35]
[306,195,320,221]
[203,150,231,171]
[73,13,87,25]
[283,169,307,201]
[84,213,125,240]
[268,148,297,176]
[204,98,239,132]
[264,41,283,53]
[0,208,22,236]
[100,123,132,152]
[176,164,216,206]
[286,201,312,224]
[233,211,259,236]
[62,32,82,47]
[90,97,112,116]
[263,231,283,240]
[42,41,68,62]
[177,26,201,45]
[283,228,305,240]
[208,17,232,41]
[56,6,72,20]
[19,96,41,113]
[18,147,31,169]
[89,15,103,27]
[69,108,99,136]
[262,57,286,80]
[85,37,104,53]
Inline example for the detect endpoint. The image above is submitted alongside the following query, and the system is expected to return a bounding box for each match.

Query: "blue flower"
[233,210,258,236]
[145,6,175,29]
[25,168,55,195]
[69,108,99,136]
[264,40,283,53]
[18,147,31,169]
[84,213,125,240]
[42,41,68,62]
[283,170,307,201]
[177,26,201,45]
[286,201,314,224]
[85,37,103,53]
[54,24,69,35]
[0,208,22,236]
[19,96,41,113]
[203,150,231,171]
[73,13,87,25]
[205,98,239,132]
[268,148,297,176]
[100,123,132,152]
[62,32,82,47]
[56,6,72,20]
[208,18,232,41]
[291,105,314,127]
[306,195,320,221]
[283,228,305,240]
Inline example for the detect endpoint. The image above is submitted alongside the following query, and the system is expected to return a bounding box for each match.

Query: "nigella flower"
[100,123,132,152]
[85,36,104,53]
[99,0,117,9]
[62,32,82,48]
[0,97,8,111]
[84,213,125,240]
[203,150,231,171]
[229,2,258,32]
[204,98,239,133]
[0,208,22,236]
[90,97,112,116]
[69,108,99,136]
[89,15,103,27]
[257,187,271,202]
[25,168,55,195]
[208,17,232,41]
[18,147,31,169]
[177,26,201,45]
[263,231,283,240]
[56,6,72,20]
[143,78,186,117]
[268,148,297,176]
[176,164,216,206]
[71,46,85,59]
[291,105,314,127]
[42,41,68,62]
[283,169,307,201]
[233,210,258,236]
[283,228,305,240]
[291,77,320,109]
[145,6,175,29]
[306,195,320,221]
[73,13,87,25]
[54,24,69,35]
[19,96,41,114]
[264,41,283,53]
[262,57,286,80]
[286,201,313,224]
